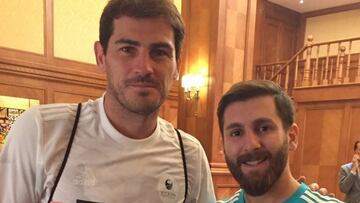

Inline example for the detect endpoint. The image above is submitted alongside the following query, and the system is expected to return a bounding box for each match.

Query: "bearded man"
[216,80,343,203]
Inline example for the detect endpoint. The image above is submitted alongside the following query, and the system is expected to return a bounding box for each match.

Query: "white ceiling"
[268,0,360,13]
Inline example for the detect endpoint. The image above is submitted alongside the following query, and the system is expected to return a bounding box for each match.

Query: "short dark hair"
[217,80,295,135]
[354,140,360,151]
[99,0,184,60]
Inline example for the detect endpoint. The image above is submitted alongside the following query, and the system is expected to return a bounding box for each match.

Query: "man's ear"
[288,123,299,151]
[94,41,106,72]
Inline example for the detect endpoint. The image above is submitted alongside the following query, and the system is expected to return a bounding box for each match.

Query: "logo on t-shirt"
[158,175,179,203]
[165,179,173,190]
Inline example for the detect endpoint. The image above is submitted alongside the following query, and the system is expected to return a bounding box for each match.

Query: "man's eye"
[119,47,135,54]
[258,125,272,133]
[151,49,171,59]
[230,129,243,137]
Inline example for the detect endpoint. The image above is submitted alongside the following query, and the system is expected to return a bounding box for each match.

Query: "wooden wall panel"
[212,167,239,200]
[53,91,98,103]
[0,82,45,104]
[179,0,257,196]
[292,85,360,200]
[299,106,344,195]
[254,0,300,64]
[159,98,178,128]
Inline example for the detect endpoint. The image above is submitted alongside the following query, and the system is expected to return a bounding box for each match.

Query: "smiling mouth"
[243,157,268,166]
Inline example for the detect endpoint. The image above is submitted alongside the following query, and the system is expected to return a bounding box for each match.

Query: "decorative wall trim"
[0,58,106,88]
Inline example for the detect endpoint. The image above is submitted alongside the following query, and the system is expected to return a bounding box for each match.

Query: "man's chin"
[238,171,273,196]
[243,187,270,196]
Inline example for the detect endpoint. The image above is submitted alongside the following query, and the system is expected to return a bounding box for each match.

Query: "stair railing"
[255,36,360,95]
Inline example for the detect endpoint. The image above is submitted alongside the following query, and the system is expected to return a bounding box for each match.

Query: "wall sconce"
[181,74,205,100]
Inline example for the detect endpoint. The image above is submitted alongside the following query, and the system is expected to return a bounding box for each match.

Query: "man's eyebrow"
[253,118,274,125]
[150,42,173,49]
[225,122,243,131]
[114,38,140,46]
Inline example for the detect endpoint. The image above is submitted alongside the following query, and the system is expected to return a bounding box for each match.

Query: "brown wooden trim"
[0,61,106,88]
[244,0,257,80]
[252,0,265,67]
[0,81,46,104]
[211,168,231,175]
[176,0,189,131]
[293,84,360,103]
[208,0,226,163]
[0,47,104,77]
[44,0,54,58]
[338,104,351,168]
[302,2,360,18]
[265,0,301,26]
[297,16,306,50]
[167,80,180,100]
[210,162,228,169]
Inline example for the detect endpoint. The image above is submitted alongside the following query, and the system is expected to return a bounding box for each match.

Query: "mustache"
[124,75,160,88]
[236,148,272,165]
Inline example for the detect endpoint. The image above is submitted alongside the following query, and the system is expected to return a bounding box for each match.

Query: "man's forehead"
[224,97,279,124]
[225,96,276,114]
[111,16,175,45]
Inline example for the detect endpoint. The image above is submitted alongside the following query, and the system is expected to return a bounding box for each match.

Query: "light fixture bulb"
[299,0,304,4]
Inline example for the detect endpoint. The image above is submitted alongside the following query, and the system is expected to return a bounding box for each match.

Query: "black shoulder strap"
[175,128,188,202]
[48,103,82,203]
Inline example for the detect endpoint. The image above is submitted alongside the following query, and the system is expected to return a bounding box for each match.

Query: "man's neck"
[244,167,300,203]
[103,93,159,139]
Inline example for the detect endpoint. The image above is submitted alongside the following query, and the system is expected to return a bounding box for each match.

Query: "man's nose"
[243,131,261,152]
[133,52,155,74]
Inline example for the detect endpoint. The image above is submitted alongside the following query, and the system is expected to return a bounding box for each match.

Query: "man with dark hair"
[339,140,360,203]
[0,0,215,202]
[216,80,342,203]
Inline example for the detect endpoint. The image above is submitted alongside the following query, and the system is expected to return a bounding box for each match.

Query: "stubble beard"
[107,79,166,116]
[225,140,289,196]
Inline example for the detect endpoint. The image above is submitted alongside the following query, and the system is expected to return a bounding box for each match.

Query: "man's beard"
[225,140,288,196]
[108,74,165,116]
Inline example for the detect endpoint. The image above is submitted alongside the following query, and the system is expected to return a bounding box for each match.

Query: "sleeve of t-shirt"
[0,107,42,203]
[192,142,216,203]
[186,141,215,203]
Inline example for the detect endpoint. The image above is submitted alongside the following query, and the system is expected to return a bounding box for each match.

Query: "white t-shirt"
[0,97,216,203]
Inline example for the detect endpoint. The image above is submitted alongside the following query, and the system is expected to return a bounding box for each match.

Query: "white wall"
[305,9,360,56]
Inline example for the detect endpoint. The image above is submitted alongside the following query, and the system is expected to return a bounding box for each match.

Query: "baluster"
[323,44,330,85]
[284,65,290,92]
[294,55,299,87]
[335,46,346,84]
[263,66,267,80]
[329,58,334,84]
[344,41,352,83]
[275,65,280,84]
[255,66,258,79]
[271,65,275,79]
[357,51,360,82]
[312,45,320,86]
[278,64,282,85]
[302,36,313,86]
[319,59,325,84]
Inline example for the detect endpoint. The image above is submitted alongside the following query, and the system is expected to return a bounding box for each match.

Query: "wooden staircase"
[255,36,360,95]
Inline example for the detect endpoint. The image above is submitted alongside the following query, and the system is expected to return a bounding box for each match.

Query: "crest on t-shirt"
[158,175,179,202]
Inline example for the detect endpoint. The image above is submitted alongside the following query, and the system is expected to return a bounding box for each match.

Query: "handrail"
[271,37,360,81]
[270,46,307,81]
[256,60,287,66]
[308,37,360,47]
[255,36,360,95]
